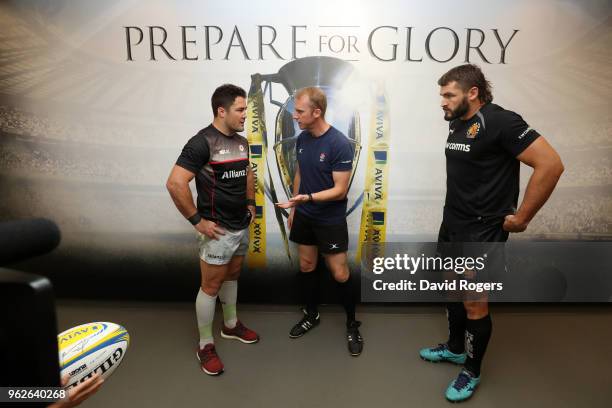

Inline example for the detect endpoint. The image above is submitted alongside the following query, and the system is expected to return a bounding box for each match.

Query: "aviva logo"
[372,211,385,226]
[374,151,387,165]
[221,169,247,179]
[250,145,262,158]
[59,323,104,347]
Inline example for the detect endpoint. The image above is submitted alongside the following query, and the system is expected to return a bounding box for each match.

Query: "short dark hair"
[438,64,493,104]
[211,84,246,117]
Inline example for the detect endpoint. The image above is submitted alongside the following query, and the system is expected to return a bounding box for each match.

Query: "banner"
[246,74,267,268]
[357,84,390,261]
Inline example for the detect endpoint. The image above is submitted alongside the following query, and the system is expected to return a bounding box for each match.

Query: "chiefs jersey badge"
[466,122,480,139]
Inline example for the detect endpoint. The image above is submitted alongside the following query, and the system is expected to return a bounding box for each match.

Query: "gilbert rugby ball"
[58,322,129,389]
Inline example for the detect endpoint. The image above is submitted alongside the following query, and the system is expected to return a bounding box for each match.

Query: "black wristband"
[308,193,313,202]
[246,198,256,207]
[187,213,202,226]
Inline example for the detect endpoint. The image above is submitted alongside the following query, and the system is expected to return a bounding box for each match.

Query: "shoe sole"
[446,396,474,403]
[220,331,259,344]
[420,356,466,365]
[445,385,478,403]
[348,342,363,356]
[196,351,224,376]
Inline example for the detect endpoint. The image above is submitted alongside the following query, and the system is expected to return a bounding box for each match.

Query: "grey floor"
[55,302,612,408]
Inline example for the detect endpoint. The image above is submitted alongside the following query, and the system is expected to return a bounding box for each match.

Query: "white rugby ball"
[58,322,130,389]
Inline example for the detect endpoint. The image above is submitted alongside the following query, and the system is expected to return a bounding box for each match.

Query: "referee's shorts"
[289,210,348,254]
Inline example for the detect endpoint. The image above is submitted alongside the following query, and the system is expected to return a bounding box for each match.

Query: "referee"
[276,87,364,356]
[419,64,564,402]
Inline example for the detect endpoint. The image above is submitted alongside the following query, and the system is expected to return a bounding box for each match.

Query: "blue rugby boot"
[445,369,480,402]
[419,343,467,364]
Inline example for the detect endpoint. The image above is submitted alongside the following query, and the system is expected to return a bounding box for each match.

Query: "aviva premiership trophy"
[246,56,390,267]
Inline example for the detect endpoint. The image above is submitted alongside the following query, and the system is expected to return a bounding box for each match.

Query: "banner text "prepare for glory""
[124,25,518,63]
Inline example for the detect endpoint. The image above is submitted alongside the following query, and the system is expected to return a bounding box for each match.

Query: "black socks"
[299,267,357,326]
[298,270,319,316]
[446,302,467,354]
[464,314,492,377]
[336,275,356,326]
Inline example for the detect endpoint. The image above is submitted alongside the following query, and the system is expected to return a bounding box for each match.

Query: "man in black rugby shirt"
[419,65,564,402]
[166,84,259,376]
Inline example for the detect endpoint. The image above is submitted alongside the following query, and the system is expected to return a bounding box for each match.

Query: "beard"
[228,119,244,133]
[444,96,469,121]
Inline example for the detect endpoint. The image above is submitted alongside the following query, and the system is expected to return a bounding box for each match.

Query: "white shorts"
[198,227,249,265]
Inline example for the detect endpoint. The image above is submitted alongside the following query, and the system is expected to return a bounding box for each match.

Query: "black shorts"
[289,210,348,254]
[437,220,509,244]
[436,220,508,291]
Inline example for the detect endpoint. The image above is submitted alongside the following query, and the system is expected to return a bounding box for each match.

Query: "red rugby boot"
[220,320,259,344]
[196,343,224,375]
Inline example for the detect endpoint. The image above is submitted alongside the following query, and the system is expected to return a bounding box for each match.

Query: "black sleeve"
[497,111,541,157]
[175,134,210,174]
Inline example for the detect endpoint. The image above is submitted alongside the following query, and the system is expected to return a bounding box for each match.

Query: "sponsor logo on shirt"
[298,148,304,154]
[221,169,247,179]
[446,142,471,152]
[319,152,326,162]
[239,144,245,151]
[206,254,226,260]
[466,122,480,139]
[218,148,230,155]
[518,127,532,139]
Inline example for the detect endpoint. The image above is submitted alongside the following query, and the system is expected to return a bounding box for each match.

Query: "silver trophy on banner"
[247,56,365,261]
[262,56,362,209]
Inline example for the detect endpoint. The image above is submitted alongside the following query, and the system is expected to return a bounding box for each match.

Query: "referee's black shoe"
[347,320,363,356]
[289,309,320,338]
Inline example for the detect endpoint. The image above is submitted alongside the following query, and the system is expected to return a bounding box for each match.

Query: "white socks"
[218,280,238,329]
[196,288,216,348]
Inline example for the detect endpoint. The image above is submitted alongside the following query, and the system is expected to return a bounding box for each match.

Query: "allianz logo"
[446,142,471,152]
[221,169,247,179]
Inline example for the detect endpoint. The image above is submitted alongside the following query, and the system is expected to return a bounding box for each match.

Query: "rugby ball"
[58,322,129,389]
